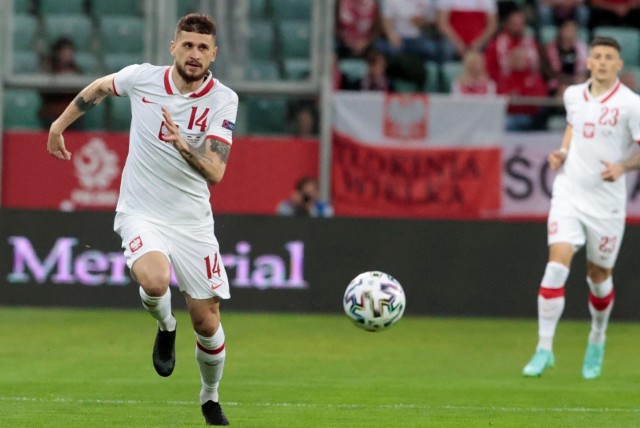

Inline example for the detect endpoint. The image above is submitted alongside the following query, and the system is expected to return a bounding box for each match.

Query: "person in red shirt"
[485,9,541,82]
[437,0,498,61]
[497,46,549,130]
[335,0,382,58]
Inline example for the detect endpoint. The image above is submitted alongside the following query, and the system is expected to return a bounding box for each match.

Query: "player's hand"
[161,107,188,151]
[47,130,71,160]
[600,160,625,182]
[547,149,567,171]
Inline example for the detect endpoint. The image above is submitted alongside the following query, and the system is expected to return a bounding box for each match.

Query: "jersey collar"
[582,78,621,104]
[163,66,215,98]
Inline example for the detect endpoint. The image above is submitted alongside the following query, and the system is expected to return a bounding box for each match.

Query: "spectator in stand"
[485,8,541,83]
[436,0,498,61]
[335,0,382,59]
[544,19,589,96]
[588,0,640,30]
[39,37,84,129]
[343,48,393,91]
[276,176,334,218]
[537,0,589,27]
[374,0,439,62]
[497,46,549,131]
[451,50,496,96]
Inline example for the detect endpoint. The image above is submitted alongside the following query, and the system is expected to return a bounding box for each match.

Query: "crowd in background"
[334,0,640,131]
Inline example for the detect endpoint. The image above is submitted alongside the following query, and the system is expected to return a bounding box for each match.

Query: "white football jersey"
[553,79,640,218]
[112,64,238,225]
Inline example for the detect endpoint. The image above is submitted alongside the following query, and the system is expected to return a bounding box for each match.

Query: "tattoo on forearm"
[210,139,230,163]
[74,96,99,112]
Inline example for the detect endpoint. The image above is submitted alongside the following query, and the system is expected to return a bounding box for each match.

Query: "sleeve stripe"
[111,77,120,96]
[206,135,232,146]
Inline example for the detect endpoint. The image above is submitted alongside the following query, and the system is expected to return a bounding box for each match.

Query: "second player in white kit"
[523,36,640,379]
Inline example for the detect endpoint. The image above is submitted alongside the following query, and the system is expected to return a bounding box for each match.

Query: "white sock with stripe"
[537,262,569,351]
[587,276,614,345]
[139,287,176,332]
[196,325,226,404]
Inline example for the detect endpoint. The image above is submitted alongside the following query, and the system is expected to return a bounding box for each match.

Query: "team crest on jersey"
[129,236,143,253]
[222,119,235,131]
[583,122,595,138]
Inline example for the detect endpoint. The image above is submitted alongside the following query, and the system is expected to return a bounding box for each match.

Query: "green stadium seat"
[99,16,144,53]
[424,61,439,92]
[103,53,144,73]
[248,20,275,61]
[271,0,312,21]
[284,58,310,80]
[83,100,107,130]
[109,96,132,131]
[13,0,33,14]
[40,0,86,14]
[441,61,464,93]
[593,26,640,66]
[177,0,200,17]
[393,79,419,93]
[75,52,101,74]
[12,51,39,74]
[245,96,288,134]
[91,0,141,17]
[13,14,39,51]
[539,24,589,45]
[3,89,42,129]
[249,0,267,19]
[43,14,94,52]
[245,60,280,81]
[279,20,311,59]
[338,58,367,82]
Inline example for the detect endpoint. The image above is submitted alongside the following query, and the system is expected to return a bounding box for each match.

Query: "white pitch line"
[1,396,639,414]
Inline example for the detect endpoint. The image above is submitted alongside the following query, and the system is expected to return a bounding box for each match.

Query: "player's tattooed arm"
[209,139,230,164]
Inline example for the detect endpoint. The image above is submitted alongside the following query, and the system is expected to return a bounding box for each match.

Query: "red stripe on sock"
[539,286,565,299]
[589,289,615,311]
[197,341,225,355]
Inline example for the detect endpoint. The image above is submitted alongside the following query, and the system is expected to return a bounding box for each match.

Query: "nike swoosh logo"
[142,97,157,104]
[210,283,222,291]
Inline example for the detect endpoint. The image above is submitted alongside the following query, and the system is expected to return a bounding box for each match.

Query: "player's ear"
[170,40,176,57]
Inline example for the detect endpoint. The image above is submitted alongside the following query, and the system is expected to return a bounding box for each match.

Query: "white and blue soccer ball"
[343,271,406,332]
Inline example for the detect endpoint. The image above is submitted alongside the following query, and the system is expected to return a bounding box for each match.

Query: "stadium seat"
[109,96,132,131]
[248,20,275,61]
[244,96,288,134]
[279,20,311,59]
[424,61,440,92]
[338,58,367,82]
[83,100,107,130]
[43,14,94,52]
[284,58,310,80]
[393,79,419,93]
[75,52,101,74]
[441,61,464,93]
[103,53,145,73]
[12,14,38,51]
[99,16,144,53]
[539,24,589,45]
[13,0,32,14]
[593,26,640,66]
[271,0,312,21]
[3,89,42,129]
[40,0,86,14]
[244,60,280,81]
[248,0,267,19]
[12,51,39,74]
[91,0,141,17]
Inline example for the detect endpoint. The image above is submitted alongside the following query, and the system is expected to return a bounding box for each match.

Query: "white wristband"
[559,147,568,155]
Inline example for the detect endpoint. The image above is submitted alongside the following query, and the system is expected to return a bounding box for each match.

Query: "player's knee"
[587,265,611,284]
[192,315,220,337]
[138,270,171,296]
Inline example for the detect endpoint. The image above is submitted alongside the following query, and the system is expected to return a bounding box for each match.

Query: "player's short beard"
[176,62,207,83]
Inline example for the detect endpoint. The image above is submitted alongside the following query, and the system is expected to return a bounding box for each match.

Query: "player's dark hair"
[590,36,621,53]
[176,13,216,38]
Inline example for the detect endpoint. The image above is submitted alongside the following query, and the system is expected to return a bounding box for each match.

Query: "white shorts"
[547,198,625,269]
[114,212,230,300]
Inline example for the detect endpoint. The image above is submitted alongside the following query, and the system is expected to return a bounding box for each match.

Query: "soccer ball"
[343,271,406,332]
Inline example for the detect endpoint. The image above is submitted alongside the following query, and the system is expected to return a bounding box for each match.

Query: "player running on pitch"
[46,13,237,425]
[523,36,640,379]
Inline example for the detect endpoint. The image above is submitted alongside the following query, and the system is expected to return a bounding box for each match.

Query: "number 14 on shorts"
[204,253,222,279]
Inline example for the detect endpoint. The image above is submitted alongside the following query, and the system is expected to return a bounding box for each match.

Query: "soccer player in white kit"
[523,36,640,379]
[46,14,237,425]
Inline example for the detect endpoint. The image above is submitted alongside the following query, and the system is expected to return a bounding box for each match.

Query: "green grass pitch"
[1,308,640,427]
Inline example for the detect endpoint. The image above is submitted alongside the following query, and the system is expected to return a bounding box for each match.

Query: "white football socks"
[587,276,614,345]
[139,286,176,332]
[196,325,226,404]
[537,262,569,351]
